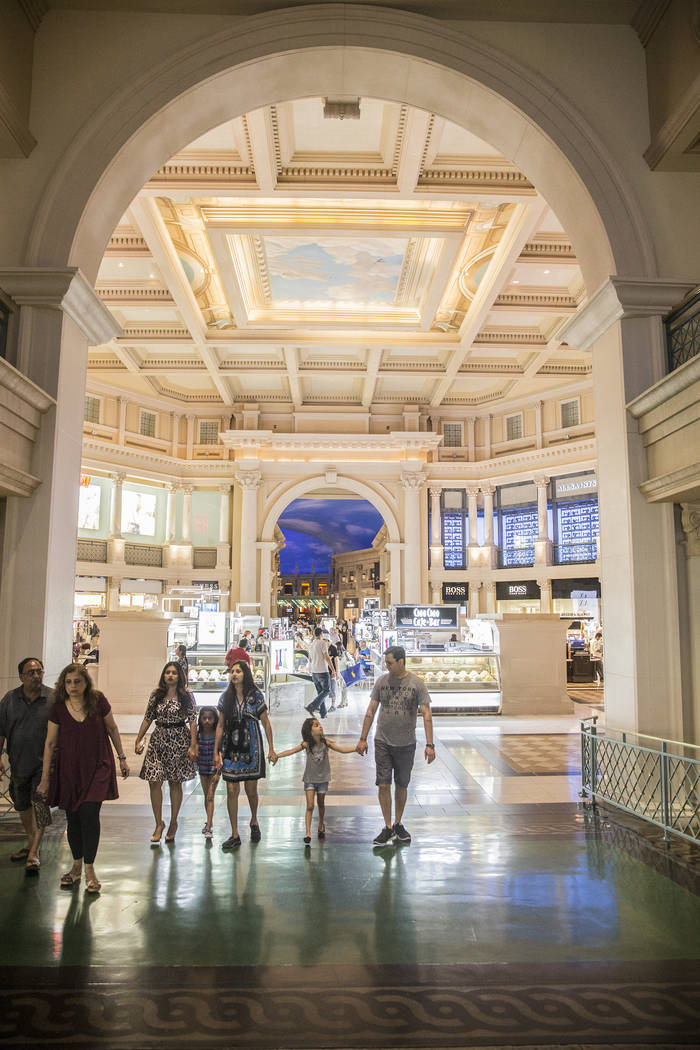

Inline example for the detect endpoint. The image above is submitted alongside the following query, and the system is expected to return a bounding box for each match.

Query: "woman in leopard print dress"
[135,662,197,844]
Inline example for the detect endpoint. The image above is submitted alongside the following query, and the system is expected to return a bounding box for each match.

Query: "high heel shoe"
[151,821,166,844]
[165,821,178,843]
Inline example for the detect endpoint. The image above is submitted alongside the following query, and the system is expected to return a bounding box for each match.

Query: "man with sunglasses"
[0,658,54,872]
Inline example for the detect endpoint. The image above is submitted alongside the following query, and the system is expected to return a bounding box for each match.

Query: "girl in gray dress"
[272,717,357,845]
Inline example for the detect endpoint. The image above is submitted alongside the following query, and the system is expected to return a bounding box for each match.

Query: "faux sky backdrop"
[277,498,384,574]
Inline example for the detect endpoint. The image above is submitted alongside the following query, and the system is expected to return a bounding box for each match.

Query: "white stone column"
[562,276,695,739]
[484,581,496,614]
[110,472,125,537]
[535,400,543,449]
[534,474,552,566]
[257,541,278,621]
[537,577,552,613]
[170,413,179,457]
[117,397,127,446]
[481,482,497,568]
[107,577,121,612]
[186,415,195,459]
[466,416,476,461]
[237,468,262,607]
[217,483,232,571]
[385,541,405,606]
[466,486,479,546]
[181,485,193,544]
[468,581,481,619]
[166,483,177,543]
[0,269,121,692]
[401,471,424,604]
[484,414,492,459]
[681,505,700,743]
[429,486,443,569]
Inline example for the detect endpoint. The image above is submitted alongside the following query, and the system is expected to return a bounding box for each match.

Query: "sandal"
[10,847,30,862]
[150,821,166,844]
[318,828,326,840]
[85,879,101,894]
[25,857,40,875]
[60,871,81,887]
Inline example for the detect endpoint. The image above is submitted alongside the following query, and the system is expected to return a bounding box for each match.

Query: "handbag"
[341,662,367,688]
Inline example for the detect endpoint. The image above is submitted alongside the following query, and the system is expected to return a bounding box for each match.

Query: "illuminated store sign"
[495,581,541,600]
[395,605,459,629]
[554,473,597,497]
[442,582,468,601]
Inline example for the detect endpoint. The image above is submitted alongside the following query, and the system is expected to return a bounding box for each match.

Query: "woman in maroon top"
[37,663,129,894]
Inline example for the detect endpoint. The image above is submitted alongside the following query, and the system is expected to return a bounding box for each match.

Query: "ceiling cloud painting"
[264,237,407,305]
[278,499,384,574]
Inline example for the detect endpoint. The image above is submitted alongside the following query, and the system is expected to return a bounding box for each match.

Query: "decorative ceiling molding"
[146,378,222,403]
[519,238,577,262]
[418,168,534,193]
[119,324,190,341]
[148,163,256,190]
[104,231,150,256]
[96,286,175,305]
[493,291,578,313]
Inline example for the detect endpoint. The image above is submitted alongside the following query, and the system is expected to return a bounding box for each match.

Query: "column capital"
[166,482,178,494]
[534,474,550,489]
[466,484,481,498]
[429,485,442,498]
[537,577,551,590]
[400,471,425,491]
[481,482,496,496]
[483,580,496,593]
[218,482,232,494]
[181,484,194,496]
[561,277,696,352]
[236,469,262,490]
[0,267,122,346]
[681,503,700,557]
[112,471,126,485]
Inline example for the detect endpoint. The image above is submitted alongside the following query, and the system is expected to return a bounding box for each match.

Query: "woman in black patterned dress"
[214,660,276,850]
[135,662,197,844]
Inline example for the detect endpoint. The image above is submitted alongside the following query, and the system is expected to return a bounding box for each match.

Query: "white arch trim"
[260,474,401,545]
[26,4,655,292]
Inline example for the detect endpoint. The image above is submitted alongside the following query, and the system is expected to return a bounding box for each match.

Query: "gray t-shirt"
[0,686,53,777]
[303,741,331,784]
[372,671,430,747]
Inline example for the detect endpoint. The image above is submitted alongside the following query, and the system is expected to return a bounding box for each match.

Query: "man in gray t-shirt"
[356,645,435,847]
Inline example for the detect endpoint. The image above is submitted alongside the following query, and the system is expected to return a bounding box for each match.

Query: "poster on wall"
[121,490,157,536]
[78,484,102,530]
[198,611,226,647]
[270,639,294,674]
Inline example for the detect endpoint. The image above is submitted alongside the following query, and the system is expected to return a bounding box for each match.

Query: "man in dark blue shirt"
[0,657,53,872]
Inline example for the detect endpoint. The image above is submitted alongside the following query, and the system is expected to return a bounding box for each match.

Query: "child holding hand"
[272,717,357,845]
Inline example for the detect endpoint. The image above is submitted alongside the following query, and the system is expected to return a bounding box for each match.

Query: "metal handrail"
[580,718,700,845]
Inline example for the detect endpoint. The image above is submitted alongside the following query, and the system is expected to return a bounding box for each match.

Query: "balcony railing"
[666,289,700,373]
[553,541,597,564]
[498,546,535,568]
[193,547,217,569]
[124,543,162,567]
[77,538,108,562]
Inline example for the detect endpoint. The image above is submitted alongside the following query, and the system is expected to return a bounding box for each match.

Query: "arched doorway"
[3,7,685,738]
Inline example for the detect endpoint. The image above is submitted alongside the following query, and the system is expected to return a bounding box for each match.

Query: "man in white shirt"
[306,628,336,718]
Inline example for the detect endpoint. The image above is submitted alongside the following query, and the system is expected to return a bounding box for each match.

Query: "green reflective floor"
[2,699,699,1047]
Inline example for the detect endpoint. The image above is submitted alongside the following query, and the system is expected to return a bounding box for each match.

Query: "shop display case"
[385,606,501,714]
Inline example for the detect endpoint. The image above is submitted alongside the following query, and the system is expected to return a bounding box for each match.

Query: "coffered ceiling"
[91,97,590,414]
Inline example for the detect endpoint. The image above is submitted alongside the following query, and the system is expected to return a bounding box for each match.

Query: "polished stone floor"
[1,685,699,1048]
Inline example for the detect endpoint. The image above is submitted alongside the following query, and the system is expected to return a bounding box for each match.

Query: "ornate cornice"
[0,268,122,346]
[519,238,577,262]
[562,278,697,352]
[418,167,534,193]
[639,463,700,504]
[0,357,54,413]
[0,461,41,498]
[104,232,150,256]
[220,430,443,455]
[493,291,578,313]
[96,286,175,305]
[627,352,700,419]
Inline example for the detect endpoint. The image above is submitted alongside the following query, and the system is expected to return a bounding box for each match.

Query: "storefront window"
[497,482,537,567]
[552,472,599,563]
[442,489,466,569]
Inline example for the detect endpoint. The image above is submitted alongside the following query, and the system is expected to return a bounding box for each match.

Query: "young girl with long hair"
[214,660,276,850]
[196,706,220,840]
[272,716,357,845]
[37,663,129,893]
[135,661,197,845]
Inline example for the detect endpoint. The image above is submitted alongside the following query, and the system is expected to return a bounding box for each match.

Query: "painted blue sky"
[265,236,406,304]
[278,498,384,574]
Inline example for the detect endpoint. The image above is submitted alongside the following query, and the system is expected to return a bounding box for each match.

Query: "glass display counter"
[186,650,269,702]
[404,650,501,713]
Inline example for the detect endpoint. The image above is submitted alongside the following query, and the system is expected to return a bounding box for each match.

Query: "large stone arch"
[26,4,656,293]
[260,474,401,545]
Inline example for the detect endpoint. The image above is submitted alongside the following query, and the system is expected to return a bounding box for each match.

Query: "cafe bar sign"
[394,605,459,629]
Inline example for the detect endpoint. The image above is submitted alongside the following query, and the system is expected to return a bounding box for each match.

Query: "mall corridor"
[1,690,699,1049]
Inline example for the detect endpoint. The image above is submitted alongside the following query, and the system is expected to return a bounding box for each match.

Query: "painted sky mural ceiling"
[265,237,407,305]
[277,498,384,574]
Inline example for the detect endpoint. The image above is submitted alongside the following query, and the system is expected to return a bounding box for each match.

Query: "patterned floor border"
[1,961,699,1048]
